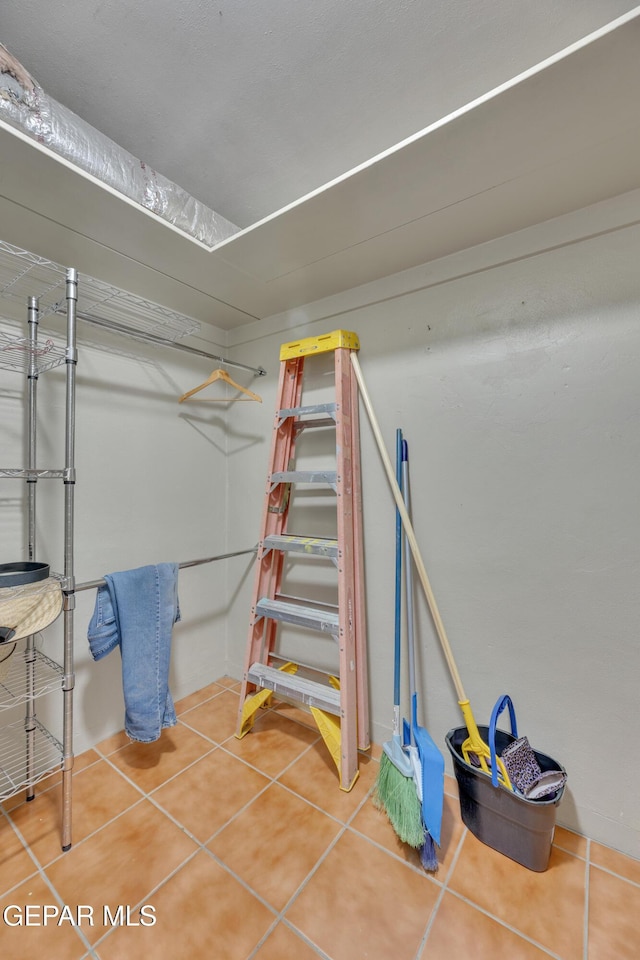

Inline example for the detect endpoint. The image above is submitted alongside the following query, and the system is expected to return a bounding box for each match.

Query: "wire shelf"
[0,647,64,711]
[0,717,63,802]
[0,240,67,316]
[74,275,200,341]
[0,238,200,347]
[0,330,67,375]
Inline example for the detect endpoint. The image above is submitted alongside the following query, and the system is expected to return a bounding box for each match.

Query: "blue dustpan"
[401,439,444,845]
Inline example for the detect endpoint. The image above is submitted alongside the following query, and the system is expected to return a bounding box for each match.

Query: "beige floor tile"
[7,759,141,866]
[179,688,240,743]
[351,791,464,876]
[286,828,439,960]
[46,799,196,944]
[590,841,640,884]
[0,812,38,897]
[554,825,588,858]
[224,709,320,778]
[208,782,341,910]
[174,681,225,715]
[588,865,640,960]
[214,676,241,690]
[105,722,214,793]
[349,795,426,870]
[444,772,459,798]
[422,891,552,958]
[253,921,322,959]
[95,729,131,756]
[152,748,270,841]
[95,850,274,960]
[277,739,377,821]
[449,830,586,960]
[0,873,89,960]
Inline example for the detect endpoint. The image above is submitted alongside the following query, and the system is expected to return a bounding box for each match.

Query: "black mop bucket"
[445,695,566,872]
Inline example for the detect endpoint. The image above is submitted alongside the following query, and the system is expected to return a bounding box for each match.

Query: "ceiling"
[1,2,640,331]
[2,0,637,229]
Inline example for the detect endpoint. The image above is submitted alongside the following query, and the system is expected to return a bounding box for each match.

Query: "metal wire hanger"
[178,368,262,403]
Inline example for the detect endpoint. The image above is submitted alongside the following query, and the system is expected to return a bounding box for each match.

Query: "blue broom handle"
[393,428,403,712]
[402,439,418,735]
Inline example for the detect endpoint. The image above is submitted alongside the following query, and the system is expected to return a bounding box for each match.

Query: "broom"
[373,429,425,849]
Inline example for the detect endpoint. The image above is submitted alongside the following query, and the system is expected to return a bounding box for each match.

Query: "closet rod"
[73,546,258,593]
[72,310,267,377]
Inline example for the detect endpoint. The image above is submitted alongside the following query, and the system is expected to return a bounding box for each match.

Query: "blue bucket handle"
[488,694,518,788]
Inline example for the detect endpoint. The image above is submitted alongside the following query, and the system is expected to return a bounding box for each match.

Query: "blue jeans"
[87,563,180,742]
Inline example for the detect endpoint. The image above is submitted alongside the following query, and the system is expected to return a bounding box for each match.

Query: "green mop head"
[373,751,425,849]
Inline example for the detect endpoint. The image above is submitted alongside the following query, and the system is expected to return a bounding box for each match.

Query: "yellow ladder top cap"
[280,330,360,360]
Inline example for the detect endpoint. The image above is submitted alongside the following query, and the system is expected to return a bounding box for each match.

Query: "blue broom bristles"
[419,832,439,873]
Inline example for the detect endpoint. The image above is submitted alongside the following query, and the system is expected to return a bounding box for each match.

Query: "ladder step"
[278,402,337,423]
[255,597,339,635]
[263,534,338,560]
[271,470,337,490]
[293,418,337,432]
[280,330,360,360]
[247,662,341,715]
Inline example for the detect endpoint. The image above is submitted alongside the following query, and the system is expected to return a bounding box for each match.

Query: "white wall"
[224,194,640,859]
[4,188,638,860]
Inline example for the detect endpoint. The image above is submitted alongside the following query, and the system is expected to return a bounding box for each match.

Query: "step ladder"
[236,330,369,791]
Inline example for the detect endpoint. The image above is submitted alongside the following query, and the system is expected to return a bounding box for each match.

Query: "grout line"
[553,841,587,861]
[444,887,568,960]
[414,880,447,959]
[199,844,281,916]
[244,918,281,960]
[0,830,98,956]
[414,825,467,959]
[0,802,41,894]
[34,870,98,956]
[280,919,334,960]
[244,913,334,960]
[588,862,640,888]
[194,779,275,846]
[42,794,147,870]
[102,738,218,795]
[278,822,348,914]
[89,848,205,955]
[177,682,239,710]
[94,738,273,850]
[344,821,444,884]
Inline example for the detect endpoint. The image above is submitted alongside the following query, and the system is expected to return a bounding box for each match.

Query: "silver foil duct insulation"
[0,43,238,247]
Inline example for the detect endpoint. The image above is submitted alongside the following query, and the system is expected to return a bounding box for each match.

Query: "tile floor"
[1,677,638,959]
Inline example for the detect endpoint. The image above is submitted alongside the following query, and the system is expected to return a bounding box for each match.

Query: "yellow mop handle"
[459,699,512,789]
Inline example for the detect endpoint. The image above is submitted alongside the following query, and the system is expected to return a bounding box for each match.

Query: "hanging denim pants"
[87,563,180,742]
